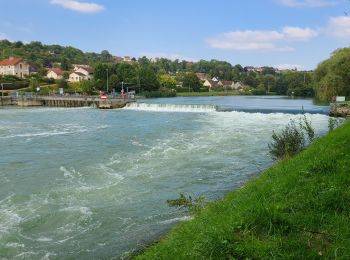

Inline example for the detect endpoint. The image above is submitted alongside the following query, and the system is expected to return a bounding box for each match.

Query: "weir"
[1,95,135,108]
[124,103,218,112]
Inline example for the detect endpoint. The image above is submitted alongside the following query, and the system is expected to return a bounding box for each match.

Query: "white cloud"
[282,27,319,41]
[326,16,350,38]
[207,27,318,51]
[50,0,104,13]
[277,0,338,7]
[140,52,197,61]
[275,64,307,70]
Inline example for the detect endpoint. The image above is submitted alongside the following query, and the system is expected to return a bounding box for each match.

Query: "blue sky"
[1,0,350,69]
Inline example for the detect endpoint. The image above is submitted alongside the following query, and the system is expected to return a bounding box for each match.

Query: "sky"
[1,0,350,69]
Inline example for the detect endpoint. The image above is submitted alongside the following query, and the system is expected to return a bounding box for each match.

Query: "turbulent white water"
[0,96,332,259]
[124,102,218,112]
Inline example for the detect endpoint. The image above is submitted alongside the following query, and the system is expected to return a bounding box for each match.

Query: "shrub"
[167,193,207,215]
[144,88,176,98]
[269,120,305,160]
[269,116,317,160]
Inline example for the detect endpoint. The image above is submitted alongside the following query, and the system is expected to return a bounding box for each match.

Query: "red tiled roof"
[0,58,23,66]
[47,68,63,75]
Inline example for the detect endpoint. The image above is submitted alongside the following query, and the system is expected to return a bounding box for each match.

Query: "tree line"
[1,40,348,100]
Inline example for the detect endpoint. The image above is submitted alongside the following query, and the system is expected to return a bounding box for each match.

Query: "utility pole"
[106,68,109,94]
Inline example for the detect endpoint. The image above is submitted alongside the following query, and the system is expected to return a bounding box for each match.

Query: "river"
[0,96,330,259]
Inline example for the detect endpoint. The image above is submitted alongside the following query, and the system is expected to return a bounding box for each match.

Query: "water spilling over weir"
[124,102,218,112]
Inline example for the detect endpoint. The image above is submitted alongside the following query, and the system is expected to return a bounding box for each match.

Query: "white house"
[68,65,94,82]
[0,57,30,78]
[47,68,63,80]
[69,72,87,82]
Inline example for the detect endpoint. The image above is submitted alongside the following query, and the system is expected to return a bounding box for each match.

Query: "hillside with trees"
[0,39,320,97]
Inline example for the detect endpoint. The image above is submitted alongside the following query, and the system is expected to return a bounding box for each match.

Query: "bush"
[144,88,176,98]
[269,120,305,160]
[268,116,317,160]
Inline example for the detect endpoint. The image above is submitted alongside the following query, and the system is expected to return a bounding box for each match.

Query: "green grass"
[177,91,241,97]
[136,121,350,259]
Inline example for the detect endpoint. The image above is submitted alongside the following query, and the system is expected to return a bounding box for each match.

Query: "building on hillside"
[203,79,223,91]
[69,72,87,82]
[211,77,219,82]
[196,73,207,81]
[113,56,134,64]
[244,66,256,72]
[47,68,63,80]
[0,57,30,78]
[68,65,94,82]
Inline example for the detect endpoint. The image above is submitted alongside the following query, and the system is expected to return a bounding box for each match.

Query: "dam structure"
[0,95,135,108]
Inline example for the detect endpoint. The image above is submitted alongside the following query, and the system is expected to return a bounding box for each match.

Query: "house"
[113,56,134,64]
[212,77,219,82]
[68,65,94,82]
[219,80,233,87]
[47,68,63,80]
[203,79,223,90]
[69,72,87,82]
[0,57,30,78]
[244,66,256,72]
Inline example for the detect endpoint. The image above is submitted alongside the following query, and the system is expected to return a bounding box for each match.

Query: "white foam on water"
[5,242,25,248]
[59,206,93,218]
[158,216,194,225]
[124,103,217,113]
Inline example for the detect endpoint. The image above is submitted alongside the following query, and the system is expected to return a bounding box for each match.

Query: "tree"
[139,65,160,92]
[182,72,202,92]
[79,80,94,94]
[57,79,68,89]
[314,48,350,101]
[159,74,177,89]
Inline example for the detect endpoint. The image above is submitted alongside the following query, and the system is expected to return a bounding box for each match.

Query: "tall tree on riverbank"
[314,48,350,101]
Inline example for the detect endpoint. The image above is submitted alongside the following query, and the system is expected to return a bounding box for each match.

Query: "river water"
[0,96,330,259]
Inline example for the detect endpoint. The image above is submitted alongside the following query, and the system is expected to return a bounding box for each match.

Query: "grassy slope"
[137,121,350,259]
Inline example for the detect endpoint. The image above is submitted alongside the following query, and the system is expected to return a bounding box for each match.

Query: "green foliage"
[137,121,350,260]
[79,80,95,94]
[299,115,315,143]
[314,48,350,101]
[269,120,306,160]
[268,116,317,160]
[139,65,160,92]
[57,79,68,89]
[144,88,176,98]
[328,117,343,132]
[182,72,202,92]
[159,74,177,89]
[167,193,207,215]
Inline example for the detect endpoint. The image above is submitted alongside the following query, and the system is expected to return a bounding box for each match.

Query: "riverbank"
[177,91,241,97]
[330,101,350,117]
[136,120,350,259]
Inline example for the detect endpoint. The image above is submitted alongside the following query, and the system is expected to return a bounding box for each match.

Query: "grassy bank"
[137,121,350,259]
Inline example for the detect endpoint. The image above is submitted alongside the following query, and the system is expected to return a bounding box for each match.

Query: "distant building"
[0,57,30,78]
[113,56,134,64]
[244,66,256,72]
[69,72,87,82]
[203,79,223,90]
[47,68,63,80]
[68,65,94,82]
